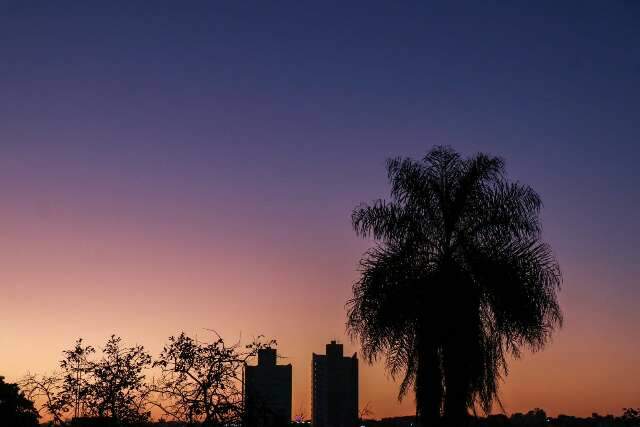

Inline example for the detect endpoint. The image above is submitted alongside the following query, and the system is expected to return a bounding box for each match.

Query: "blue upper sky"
[2,1,638,256]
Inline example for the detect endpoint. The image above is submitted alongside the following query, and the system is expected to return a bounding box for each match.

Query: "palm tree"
[347,146,562,427]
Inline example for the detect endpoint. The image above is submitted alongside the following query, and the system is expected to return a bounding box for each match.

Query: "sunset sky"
[1,1,639,420]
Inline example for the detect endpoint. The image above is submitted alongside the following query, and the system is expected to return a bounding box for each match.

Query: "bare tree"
[21,339,93,425]
[151,331,274,426]
[20,373,69,426]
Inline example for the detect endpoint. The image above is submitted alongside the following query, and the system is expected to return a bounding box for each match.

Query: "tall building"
[244,348,292,427]
[312,340,359,427]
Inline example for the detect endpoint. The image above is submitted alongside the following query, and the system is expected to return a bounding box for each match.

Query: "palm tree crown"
[347,146,562,426]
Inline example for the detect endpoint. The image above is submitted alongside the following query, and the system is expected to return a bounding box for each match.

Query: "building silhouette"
[244,348,292,427]
[312,340,359,427]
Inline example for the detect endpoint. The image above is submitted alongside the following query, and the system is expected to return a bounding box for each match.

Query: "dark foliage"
[348,147,562,426]
[86,335,152,424]
[0,375,40,427]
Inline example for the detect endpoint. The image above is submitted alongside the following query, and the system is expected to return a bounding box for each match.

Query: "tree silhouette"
[0,375,40,427]
[21,372,70,425]
[347,146,562,426]
[86,335,152,424]
[22,339,97,425]
[622,408,640,426]
[60,339,95,420]
[151,331,274,426]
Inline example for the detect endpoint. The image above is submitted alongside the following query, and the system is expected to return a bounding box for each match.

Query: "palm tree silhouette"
[347,146,562,427]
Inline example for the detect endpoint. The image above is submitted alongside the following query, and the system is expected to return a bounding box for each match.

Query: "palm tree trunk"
[415,340,442,427]
[442,341,470,427]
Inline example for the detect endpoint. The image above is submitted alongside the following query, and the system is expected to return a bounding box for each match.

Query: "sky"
[1,0,639,420]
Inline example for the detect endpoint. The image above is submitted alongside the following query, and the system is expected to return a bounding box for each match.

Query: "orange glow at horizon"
[1,198,638,420]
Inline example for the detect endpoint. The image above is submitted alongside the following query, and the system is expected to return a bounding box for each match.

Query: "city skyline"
[1,1,639,422]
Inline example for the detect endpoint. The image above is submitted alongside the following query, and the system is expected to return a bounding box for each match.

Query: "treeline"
[14,331,274,427]
[362,409,640,427]
[472,409,640,427]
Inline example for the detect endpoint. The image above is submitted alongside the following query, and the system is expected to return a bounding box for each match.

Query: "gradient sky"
[1,1,639,420]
